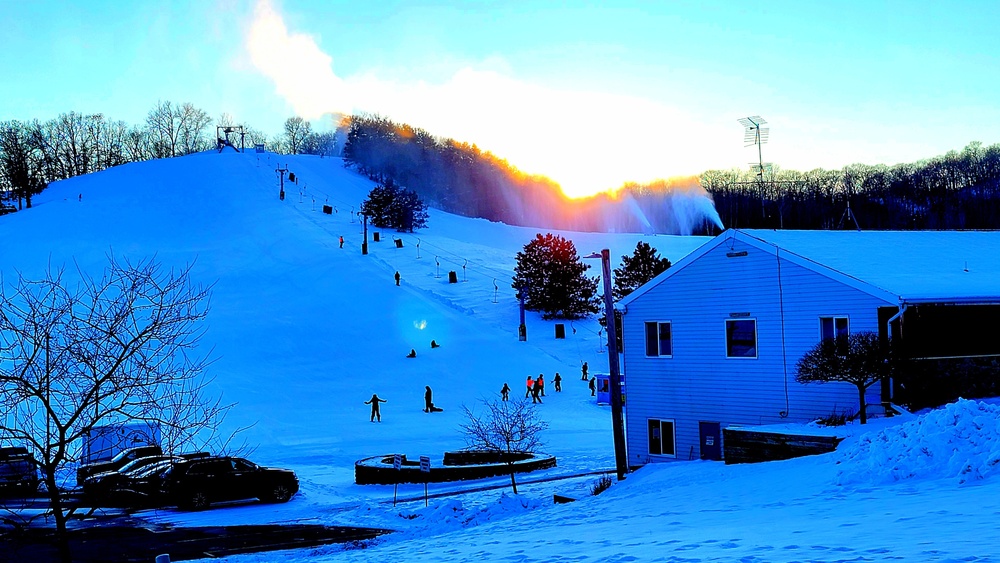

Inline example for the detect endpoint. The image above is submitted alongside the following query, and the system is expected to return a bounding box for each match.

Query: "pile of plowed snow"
[836,399,1000,485]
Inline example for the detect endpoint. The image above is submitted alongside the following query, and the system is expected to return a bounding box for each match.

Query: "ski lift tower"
[216,125,247,153]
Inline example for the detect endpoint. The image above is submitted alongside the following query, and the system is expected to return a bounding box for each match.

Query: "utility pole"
[588,250,628,480]
[361,212,369,255]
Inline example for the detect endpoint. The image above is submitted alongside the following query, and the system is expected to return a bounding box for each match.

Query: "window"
[820,316,849,354]
[648,419,675,457]
[726,319,757,358]
[644,321,672,357]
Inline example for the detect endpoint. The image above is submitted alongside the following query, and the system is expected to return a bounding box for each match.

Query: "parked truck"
[0,446,40,496]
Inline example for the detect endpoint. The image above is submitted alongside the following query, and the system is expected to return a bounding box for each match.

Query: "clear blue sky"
[5,0,999,196]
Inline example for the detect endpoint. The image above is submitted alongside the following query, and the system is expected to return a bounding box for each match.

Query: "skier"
[554,372,562,392]
[339,236,344,248]
[532,378,543,404]
[424,386,442,412]
[430,340,441,348]
[589,376,597,396]
[364,393,386,422]
[500,382,510,401]
[395,271,401,286]
[537,373,546,397]
[406,349,417,358]
[525,375,534,399]
[581,361,589,380]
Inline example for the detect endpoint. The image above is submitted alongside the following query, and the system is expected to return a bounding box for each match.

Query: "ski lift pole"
[518,285,527,341]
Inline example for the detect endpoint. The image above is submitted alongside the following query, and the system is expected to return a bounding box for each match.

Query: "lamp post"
[586,249,628,480]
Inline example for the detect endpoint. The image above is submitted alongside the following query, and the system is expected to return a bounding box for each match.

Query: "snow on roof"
[738,229,1000,303]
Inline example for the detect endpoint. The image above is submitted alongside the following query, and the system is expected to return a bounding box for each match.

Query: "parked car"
[83,452,209,500]
[87,459,178,508]
[0,204,16,216]
[0,446,39,496]
[160,456,298,510]
[77,444,162,485]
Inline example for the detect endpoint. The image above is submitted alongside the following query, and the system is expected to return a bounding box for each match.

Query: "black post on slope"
[361,213,369,255]
[276,166,288,200]
[517,285,527,342]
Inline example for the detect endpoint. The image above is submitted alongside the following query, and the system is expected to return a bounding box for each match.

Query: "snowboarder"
[537,373,545,397]
[430,340,440,348]
[589,376,597,396]
[500,382,510,401]
[581,361,589,380]
[532,378,543,403]
[424,386,442,412]
[406,349,417,358]
[394,271,401,286]
[339,236,344,248]
[364,393,386,422]
[554,372,562,392]
[525,375,534,399]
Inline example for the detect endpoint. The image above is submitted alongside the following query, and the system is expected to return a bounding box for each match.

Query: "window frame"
[819,316,850,354]
[725,318,758,359]
[647,418,676,458]
[644,321,673,358]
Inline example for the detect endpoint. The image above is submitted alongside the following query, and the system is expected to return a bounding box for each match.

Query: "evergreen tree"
[361,179,429,231]
[612,241,672,301]
[512,233,599,320]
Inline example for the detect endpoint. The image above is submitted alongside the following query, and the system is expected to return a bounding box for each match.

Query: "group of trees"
[703,141,1000,230]
[0,104,339,211]
[360,178,429,232]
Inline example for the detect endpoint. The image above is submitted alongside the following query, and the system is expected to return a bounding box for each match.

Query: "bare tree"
[795,331,892,424]
[0,254,233,562]
[460,398,547,494]
[0,120,47,209]
[177,102,212,155]
[284,116,312,154]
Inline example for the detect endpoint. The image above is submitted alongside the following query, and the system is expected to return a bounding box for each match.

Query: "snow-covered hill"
[4,151,999,562]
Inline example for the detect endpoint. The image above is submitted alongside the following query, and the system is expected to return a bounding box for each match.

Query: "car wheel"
[266,483,293,503]
[185,490,210,510]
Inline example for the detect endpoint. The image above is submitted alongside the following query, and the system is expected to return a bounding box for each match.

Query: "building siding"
[622,238,894,466]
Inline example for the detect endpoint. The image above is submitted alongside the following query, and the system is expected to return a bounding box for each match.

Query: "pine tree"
[512,233,599,320]
[612,241,672,301]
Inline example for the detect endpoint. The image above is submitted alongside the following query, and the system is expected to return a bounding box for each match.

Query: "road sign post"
[419,455,431,506]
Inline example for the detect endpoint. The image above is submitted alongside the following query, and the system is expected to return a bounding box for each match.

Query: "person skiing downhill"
[364,394,386,422]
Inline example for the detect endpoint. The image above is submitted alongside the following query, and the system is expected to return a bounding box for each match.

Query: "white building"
[618,229,1000,465]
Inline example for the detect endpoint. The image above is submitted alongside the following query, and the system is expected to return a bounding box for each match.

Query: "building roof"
[621,229,1000,308]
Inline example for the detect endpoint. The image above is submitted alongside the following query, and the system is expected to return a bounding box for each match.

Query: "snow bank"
[836,399,1000,485]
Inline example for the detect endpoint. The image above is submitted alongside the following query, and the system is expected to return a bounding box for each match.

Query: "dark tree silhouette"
[612,241,672,301]
[460,398,547,494]
[795,331,892,424]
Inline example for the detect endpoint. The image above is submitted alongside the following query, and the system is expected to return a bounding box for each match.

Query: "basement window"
[644,321,672,357]
[648,418,676,457]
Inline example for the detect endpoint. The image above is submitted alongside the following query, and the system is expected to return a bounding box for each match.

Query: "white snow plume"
[835,399,1000,486]
[246,0,350,119]
[613,177,724,235]
[666,180,725,235]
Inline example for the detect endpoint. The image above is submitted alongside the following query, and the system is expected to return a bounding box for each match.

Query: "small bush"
[817,408,855,426]
[591,474,613,496]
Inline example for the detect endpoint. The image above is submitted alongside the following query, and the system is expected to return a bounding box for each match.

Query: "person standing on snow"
[554,372,562,392]
[532,378,543,403]
[581,361,589,380]
[537,373,545,397]
[394,271,401,286]
[525,375,534,399]
[424,385,434,412]
[364,394,386,422]
[500,382,510,401]
[589,376,597,396]
[339,236,344,248]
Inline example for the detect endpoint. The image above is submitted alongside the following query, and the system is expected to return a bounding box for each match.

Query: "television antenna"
[738,116,770,183]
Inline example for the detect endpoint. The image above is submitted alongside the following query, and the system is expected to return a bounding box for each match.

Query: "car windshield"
[119,457,162,474]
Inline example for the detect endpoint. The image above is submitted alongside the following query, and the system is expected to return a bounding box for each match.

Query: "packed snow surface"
[2,151,998,561]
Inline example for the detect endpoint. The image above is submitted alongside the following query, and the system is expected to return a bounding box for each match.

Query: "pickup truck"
[0,446,40,495]
[77,444,163,486]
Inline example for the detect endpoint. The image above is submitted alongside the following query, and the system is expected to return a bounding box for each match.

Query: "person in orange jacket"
[525,375,534,399]
[537,373,545,397]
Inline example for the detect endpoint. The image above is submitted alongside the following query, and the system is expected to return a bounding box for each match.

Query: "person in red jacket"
[537,373,545,397]
[525,376,534,399]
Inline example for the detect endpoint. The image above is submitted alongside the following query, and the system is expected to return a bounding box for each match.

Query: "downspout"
[885,303,908,404]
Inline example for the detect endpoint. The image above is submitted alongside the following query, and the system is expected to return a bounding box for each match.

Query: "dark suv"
[160,456,298,510]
